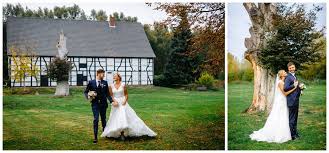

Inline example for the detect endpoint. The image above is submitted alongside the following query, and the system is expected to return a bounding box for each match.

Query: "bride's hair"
[278,70,286,79]
[115,73,122,81]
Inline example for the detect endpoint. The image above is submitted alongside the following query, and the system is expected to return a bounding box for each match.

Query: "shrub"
[47,57,72,81]
[196,72,215,88]
[153,74,167,86]
[241,69,253,81]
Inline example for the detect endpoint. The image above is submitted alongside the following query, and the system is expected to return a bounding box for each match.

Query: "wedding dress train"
[249,76,291,143]
[101,83,157,138]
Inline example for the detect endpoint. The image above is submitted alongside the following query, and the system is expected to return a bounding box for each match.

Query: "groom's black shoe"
[93,139,98,144]
[295,135,300,140]
[292,136,299,140]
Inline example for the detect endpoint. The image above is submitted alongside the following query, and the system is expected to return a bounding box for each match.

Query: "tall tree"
[243,3,323,113]
[110,12,138,22]
[119,12,124,20]
[43,8,49,17]
[24,7,33,17]
[149,3,225,78]
[96,10,107,21]
[62,6,69,19]
[162,9,194,86]
[67,4,81,19]
[112,12,120,20]
[90,9,97,20]
[228,53,239,82]
[47,10,54,18]
[13,3,25,17]
[54,6,63,19]
[36,7,44,17]
[144,22,172,75]
[80,10,87,20]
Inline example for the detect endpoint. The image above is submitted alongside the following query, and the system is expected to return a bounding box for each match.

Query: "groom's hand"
[294,81,299,87]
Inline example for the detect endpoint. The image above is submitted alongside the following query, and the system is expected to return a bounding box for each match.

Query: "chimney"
[109,16,116,28]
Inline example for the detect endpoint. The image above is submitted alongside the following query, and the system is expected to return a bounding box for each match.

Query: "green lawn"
[228,81,326,150]
[3,86,224,150]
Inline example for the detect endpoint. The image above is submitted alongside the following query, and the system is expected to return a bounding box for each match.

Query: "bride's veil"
[271,74,281,109]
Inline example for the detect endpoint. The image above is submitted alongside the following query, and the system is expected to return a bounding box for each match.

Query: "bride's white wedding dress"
[249,76,291,143]
[101,83,157,138]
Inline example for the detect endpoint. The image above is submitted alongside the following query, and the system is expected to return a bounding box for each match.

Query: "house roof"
[6,16,155,58]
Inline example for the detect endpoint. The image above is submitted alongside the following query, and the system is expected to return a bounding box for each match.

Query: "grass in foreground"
[3,86,224,150]
[228,81,326,150]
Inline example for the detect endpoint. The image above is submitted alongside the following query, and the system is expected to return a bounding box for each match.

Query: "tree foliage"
[110,12,138,22]
[196,72,215,88]
[2,3,138,22]
[228,53,253,82]
[144,22,172,75]
[149,3,225,78]
[9,45,40,88]
[299,35,326,80]
[259,4,324,73]
[161,10,195,86]
[47,57,72,82]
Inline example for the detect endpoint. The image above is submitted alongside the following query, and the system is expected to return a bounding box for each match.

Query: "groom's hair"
[287,62,295,67]
[96,69,105,75]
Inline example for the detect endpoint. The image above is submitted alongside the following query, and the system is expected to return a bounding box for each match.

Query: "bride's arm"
[109,86,118,107]
[108,85,114,99]
[123,85,128,105]
[279,82,297,96]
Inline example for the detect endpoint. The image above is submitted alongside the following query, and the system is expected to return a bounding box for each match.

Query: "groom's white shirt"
[95,78,101,86]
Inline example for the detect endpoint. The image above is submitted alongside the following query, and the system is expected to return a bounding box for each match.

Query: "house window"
[79,63,87,69]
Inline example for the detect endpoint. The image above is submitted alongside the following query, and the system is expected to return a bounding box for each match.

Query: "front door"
[40,75,48,87]
[77,74,84,86]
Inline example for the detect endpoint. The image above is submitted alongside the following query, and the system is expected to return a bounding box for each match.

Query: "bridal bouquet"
[299,83,306,95]
[88,91,97,102]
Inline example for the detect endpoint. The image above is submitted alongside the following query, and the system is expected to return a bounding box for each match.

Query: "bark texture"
[243,3,277,113]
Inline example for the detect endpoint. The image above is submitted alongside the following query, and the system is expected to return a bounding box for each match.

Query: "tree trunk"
[245,54,275,112]
[243,3,277,113]
[55,81,69,96]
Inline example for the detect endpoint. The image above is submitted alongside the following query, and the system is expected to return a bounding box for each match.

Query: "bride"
[101,73,157,140]
[249,70,298,143]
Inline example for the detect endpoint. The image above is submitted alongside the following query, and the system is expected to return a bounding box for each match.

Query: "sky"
[228,3,327,61]
[3,2,168,25]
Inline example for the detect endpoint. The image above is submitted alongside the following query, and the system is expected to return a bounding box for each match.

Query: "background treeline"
[228,53,253,82]
[2,3,138,22]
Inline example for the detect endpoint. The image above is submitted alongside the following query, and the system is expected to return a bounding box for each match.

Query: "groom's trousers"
[91,103,107,139]
[288,106,299,137]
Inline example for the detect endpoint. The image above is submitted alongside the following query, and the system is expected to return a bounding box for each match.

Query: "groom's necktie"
[97,81,101,102]
[97,81,101,88]
[291,73,296,80]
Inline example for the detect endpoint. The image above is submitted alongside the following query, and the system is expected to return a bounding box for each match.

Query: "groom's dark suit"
[284,72,301,138]
[84,79,113,140]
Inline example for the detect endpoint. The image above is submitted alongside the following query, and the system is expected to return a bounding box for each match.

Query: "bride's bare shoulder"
[278,80,284,85]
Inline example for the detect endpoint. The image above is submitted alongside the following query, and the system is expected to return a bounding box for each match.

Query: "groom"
[284,62,301,140]
[84,69,115,143]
